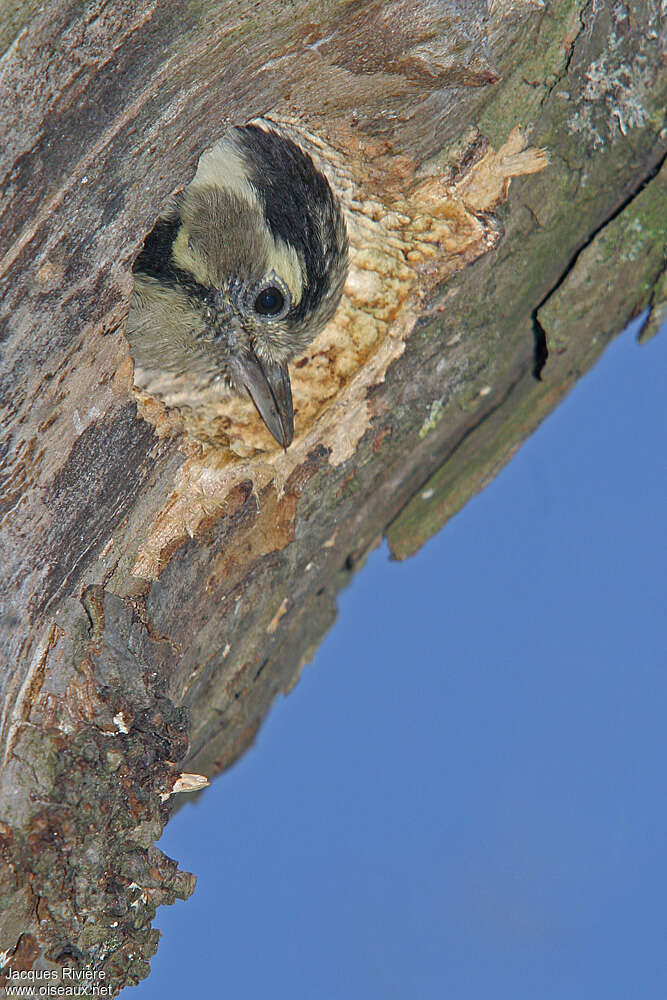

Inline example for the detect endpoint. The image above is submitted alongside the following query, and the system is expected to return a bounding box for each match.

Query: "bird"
[126,122,349,449]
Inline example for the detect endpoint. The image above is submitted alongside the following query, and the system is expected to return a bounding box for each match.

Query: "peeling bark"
[0,0,664,992]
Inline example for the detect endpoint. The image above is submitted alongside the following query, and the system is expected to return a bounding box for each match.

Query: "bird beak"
[234,348,294,448]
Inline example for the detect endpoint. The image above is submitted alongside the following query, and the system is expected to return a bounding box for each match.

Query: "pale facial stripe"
[178,130,305,305]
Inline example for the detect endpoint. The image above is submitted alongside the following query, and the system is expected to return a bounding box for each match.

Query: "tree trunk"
[0,0,664,991]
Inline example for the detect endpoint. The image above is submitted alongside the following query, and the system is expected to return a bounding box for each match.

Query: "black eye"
[253,285,286,316]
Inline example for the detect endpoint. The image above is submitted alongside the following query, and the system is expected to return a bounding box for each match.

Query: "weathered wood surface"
[0,0,664,991]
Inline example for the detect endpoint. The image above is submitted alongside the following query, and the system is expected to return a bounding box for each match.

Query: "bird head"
[129,124,348,448]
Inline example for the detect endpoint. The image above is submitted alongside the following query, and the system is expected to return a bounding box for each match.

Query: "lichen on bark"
[0,0,664,992]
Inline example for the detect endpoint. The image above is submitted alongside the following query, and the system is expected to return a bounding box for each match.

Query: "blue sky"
[131,316,666,1000]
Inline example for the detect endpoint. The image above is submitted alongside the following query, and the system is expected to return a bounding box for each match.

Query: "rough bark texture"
[0,0,664,993]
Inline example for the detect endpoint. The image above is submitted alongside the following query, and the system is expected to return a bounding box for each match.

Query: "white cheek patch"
[171,127,306,306]
[171,226,210,287]
[171,215,304,308]
[264,231,304,307]
[194,129,305,305]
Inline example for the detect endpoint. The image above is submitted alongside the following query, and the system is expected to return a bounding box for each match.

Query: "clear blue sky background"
[131,316,666,1000]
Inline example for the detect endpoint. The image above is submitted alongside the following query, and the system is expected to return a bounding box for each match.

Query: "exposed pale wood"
[0,0,664,991]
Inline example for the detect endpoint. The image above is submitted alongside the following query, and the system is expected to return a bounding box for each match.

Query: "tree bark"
[0,0,664,991]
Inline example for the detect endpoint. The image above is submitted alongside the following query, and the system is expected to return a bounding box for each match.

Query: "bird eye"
[249,275,291,320]
[254,285,285,316]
